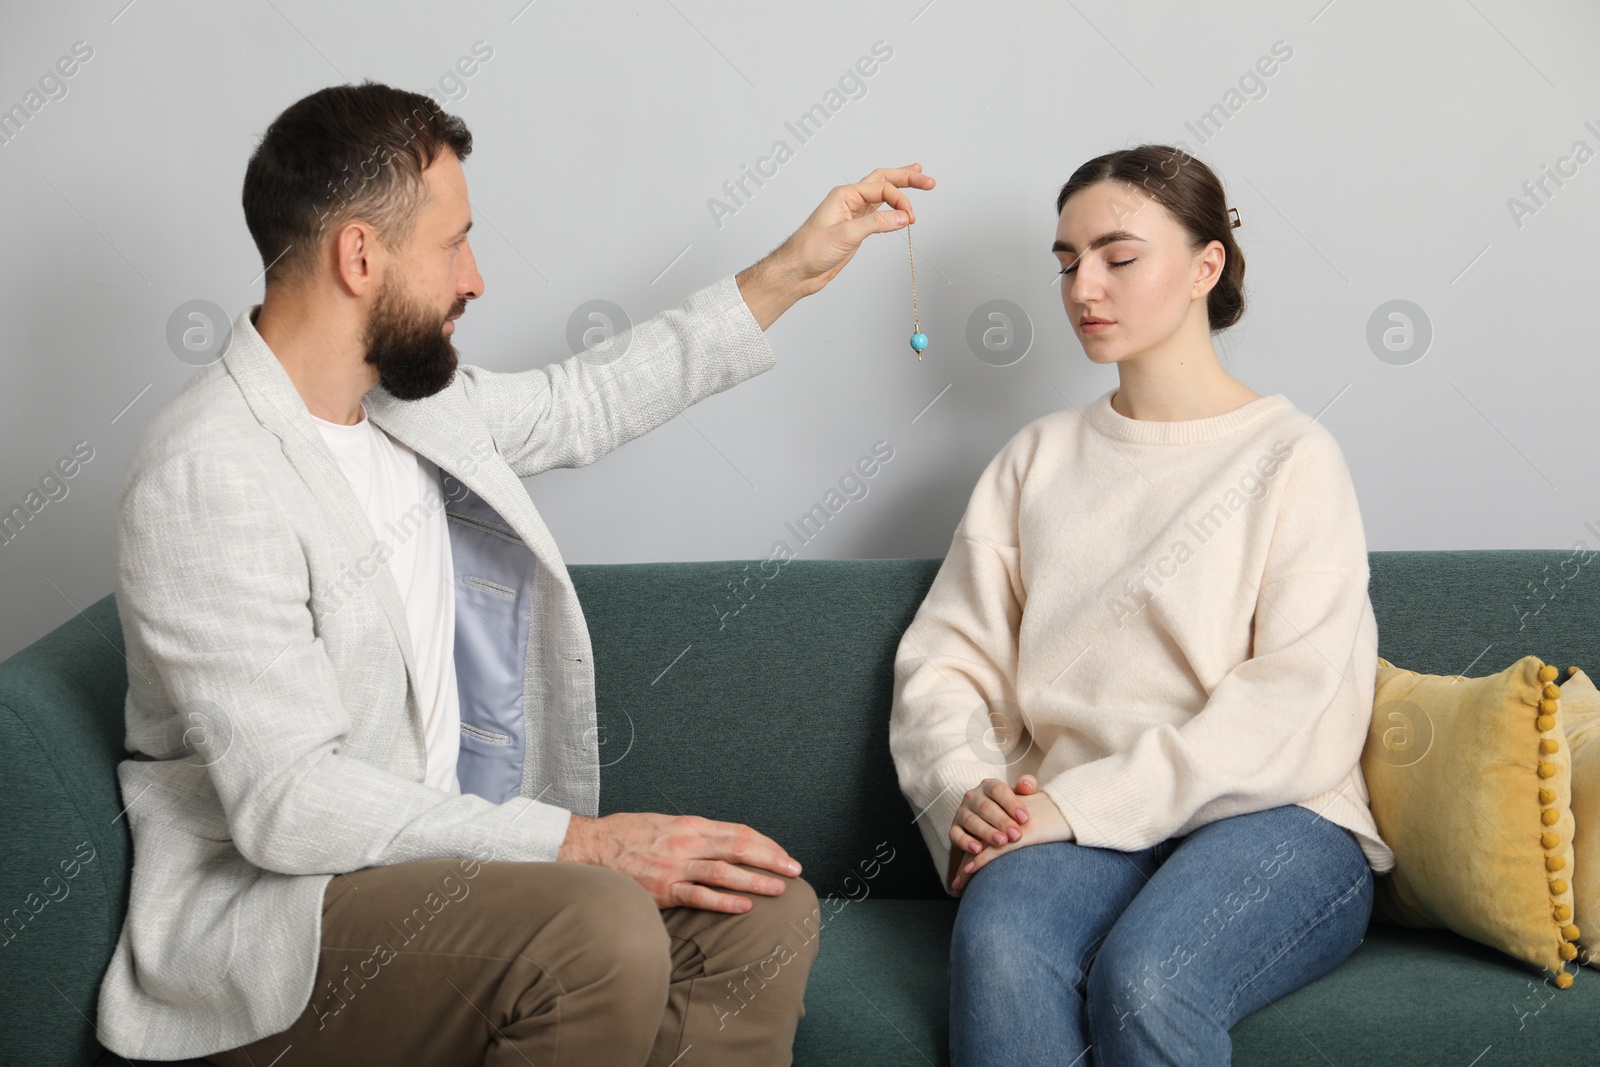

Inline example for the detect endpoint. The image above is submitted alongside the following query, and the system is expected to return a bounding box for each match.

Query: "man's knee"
[721,870,822,979]
[554,866,672,990]
[703,872,820,1035]
[767,874,820,934]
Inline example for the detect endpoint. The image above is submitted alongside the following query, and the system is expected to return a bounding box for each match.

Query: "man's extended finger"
[857,165,935,190]
[672,880,754,914]
[699,821,802,877]
[688,859,789,896]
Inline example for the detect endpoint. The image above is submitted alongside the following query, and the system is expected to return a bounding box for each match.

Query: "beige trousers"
[206,856,822,1066]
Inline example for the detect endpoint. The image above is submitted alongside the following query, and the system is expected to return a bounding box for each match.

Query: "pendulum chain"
[907,222,928,359]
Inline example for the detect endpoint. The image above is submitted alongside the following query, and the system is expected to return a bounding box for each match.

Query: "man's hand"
[558,811,803,914]
[736,163,936,330]
[946,774,1073,895]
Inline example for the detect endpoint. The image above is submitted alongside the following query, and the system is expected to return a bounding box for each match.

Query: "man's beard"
[363,276,464,401]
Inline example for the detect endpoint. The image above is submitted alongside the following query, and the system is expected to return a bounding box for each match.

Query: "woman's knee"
[952,920,1081,991]
[951,898,1090,989]
[1085,926,1192,1033]
[1087,833,1375,1031]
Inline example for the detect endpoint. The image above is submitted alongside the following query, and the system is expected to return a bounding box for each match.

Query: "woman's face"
[1053,180,1222,366]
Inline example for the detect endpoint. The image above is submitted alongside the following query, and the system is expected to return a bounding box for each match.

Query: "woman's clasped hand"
[947,773,1074,894]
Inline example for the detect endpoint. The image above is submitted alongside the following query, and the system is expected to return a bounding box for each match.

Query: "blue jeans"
[948,803,1374,1066]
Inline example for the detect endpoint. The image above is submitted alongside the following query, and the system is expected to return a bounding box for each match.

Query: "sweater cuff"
[1041,761,1154,852]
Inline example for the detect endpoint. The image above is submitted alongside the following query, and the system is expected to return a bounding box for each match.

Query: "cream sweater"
[889,387,1395,893]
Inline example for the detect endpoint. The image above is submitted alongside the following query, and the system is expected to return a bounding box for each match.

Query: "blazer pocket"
[464,574,516,599]
[460,721,511,746]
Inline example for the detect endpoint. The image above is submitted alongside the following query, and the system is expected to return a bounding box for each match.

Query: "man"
[95,80,932,1066]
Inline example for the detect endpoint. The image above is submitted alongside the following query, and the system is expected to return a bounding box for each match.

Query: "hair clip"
[1227,207,1241,229]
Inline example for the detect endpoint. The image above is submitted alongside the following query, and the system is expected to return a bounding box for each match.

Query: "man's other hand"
[558,811,803,913]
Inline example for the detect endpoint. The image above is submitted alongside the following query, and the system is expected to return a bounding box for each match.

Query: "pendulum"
[907,221,929,359]
[907,223,928,359]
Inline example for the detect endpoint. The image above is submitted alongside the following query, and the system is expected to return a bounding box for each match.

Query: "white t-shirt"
[310,401,461,795]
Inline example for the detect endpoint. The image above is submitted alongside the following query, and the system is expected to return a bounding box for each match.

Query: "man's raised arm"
[459,165,934,479]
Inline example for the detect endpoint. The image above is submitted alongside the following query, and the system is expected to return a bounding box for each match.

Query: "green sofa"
[2,551,1595,1066]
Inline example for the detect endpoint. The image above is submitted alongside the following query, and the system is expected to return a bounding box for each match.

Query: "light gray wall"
[3,0,1598,661]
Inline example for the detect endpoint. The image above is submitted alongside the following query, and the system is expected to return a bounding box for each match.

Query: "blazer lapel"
[221,306,426,713]
[363,372,577,603]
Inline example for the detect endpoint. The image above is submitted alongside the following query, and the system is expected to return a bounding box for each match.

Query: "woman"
[888,144,1394,1066]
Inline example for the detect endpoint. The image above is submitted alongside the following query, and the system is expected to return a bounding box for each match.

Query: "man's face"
[363,149,482,401]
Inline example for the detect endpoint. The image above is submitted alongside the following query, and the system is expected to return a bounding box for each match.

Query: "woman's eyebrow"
[1052,230,1146,255]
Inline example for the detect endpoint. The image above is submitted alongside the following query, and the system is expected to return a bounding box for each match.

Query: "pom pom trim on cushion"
[1538,660,1579,988]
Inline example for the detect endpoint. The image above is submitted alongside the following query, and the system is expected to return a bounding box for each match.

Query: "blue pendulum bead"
[909,332,929,354]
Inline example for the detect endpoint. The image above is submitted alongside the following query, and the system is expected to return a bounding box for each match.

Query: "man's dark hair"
[242,80,472,290]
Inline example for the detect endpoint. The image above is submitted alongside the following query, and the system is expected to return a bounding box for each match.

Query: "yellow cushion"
[1363,654,1581,987]
[1561,667,1600,969]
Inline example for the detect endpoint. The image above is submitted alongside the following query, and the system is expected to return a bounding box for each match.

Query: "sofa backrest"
[575,557,944,903]
[575,550,1600,901]
[1,550,1596,1062]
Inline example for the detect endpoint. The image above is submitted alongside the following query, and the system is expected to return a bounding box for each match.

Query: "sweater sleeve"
[1040,428,1379,851]
[889,441,1038,892]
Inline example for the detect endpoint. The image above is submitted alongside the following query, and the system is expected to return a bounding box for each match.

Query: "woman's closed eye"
[1058,258,1136,276]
